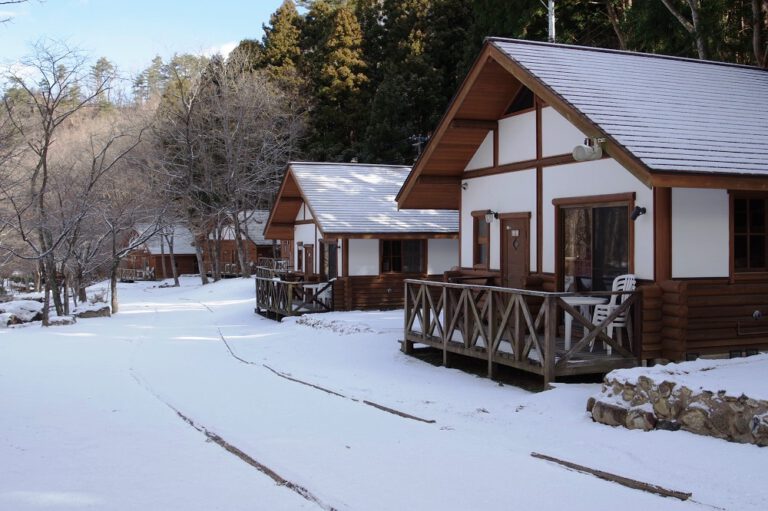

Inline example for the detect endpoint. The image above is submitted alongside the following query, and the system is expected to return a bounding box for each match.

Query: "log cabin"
[120,224,198,280]
[122,212,274,280]
[263,162,459,311]
[396,37,768,374]
[202,210,275,276]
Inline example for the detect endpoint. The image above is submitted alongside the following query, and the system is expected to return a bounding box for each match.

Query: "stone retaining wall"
[588,375,768,446]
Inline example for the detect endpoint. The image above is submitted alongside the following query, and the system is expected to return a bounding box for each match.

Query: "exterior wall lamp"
[630,206,646,221]
[461,182,468,190]
[485,210,498,224]
[572,137,605,161]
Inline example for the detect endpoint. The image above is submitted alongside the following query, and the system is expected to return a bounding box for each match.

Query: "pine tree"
[302,2,368,160]
[261,0,304,90]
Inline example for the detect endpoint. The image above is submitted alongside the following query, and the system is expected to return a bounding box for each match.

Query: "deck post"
[543,296,557,387]
[442,285,450,367]
[487,290,495,379]
[402,281,414,354]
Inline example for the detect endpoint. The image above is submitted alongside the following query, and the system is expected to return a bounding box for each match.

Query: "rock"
[47,315,76,326]
[626,409,656,431]
[656,419,681,431]
[590,401,627,427]
[679,408,709,433]
[74,305,111,319]
[586,396,596,412]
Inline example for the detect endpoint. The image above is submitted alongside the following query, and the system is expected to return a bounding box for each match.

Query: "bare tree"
[754,0,768,68]
[196,51,305,277]
[659,0,708,59]
[0,0,27,24]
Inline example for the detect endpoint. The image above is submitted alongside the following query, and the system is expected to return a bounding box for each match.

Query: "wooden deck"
[402,279,640,386]
[255,274,334,321]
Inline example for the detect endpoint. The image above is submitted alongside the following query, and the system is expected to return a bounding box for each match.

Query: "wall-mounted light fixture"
[461,182,468,190]
[630,206,646,221]
[572,137,605,162]
[484,210,498,224]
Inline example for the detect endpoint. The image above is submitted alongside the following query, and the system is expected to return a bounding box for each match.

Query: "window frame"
[379,239,426,275]
[553,193,635,292]
[730,192,768,279]
[471,210,491,269]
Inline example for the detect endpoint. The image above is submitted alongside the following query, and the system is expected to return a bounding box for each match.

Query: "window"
[734,197,767,272]
[472,212,490,268]
[559,201,629,292]
[381,240,424,273]
[320,239,338,279]
[296,245,303,272]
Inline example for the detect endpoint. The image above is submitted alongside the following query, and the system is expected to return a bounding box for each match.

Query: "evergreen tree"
[301,1,368,160]
[261,0,304,90]
[90,57,116,108]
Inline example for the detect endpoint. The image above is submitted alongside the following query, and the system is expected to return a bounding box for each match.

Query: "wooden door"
[501,215,530,289]
[304,244,315,277]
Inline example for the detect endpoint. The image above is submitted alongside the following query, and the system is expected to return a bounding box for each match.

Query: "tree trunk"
[166,234,180,286]
[194,242,209,285]
[110,262,120,313]
[687,0,708,60]
[63,275,70,316]
[45,257,64,316]
[754,0,768,67]
[211,232,222,282]
[77,265,88,303]
[42,279,51,326]
[159,233,168,281]
[232,214,250,278]
[606,0,628,50]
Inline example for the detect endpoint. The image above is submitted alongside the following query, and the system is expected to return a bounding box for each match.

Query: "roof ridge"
[486,37,768,72]
[289,161,412,169]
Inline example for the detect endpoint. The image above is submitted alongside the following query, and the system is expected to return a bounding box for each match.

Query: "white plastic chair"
[591,274,636,354]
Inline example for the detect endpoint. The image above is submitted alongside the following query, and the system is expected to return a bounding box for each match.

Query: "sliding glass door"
[561,204,629,292]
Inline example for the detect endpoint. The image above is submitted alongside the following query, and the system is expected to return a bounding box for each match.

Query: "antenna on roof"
[540,0,556,43]
[410,134,429,159]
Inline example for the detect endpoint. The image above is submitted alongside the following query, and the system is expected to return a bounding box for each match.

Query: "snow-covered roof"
[139,224,197,255]
[219,210,272,245]
[290,162,458,234]
[490,38,768,175]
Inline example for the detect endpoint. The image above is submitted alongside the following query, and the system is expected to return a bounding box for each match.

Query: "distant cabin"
[398,37,768,362]
[264,162,459,310]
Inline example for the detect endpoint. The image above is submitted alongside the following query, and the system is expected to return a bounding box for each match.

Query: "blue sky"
[1,0,285,77]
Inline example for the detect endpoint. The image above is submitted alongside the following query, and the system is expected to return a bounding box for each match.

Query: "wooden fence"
[402,279,640,386]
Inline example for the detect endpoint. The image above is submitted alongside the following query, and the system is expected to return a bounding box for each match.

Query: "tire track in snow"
[129,370,339,511]
[218,330,436,425]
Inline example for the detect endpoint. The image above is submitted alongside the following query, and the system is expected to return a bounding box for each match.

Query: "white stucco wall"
[461,169,537,270]
[295,204,313,221]
[428,239,459,274]
[541,106,587,157]
[498,111,536,164]
[542,158,654,280]
[671,188,729,278]
[294,223,317,272]
[348,239,379,276]
[464,131,494,171]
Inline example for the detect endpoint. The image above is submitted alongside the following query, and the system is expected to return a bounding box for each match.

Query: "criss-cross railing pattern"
[403,279,639,386]
[255,277,333,319]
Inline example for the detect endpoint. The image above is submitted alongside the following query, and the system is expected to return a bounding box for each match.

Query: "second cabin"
[263,162,459,312]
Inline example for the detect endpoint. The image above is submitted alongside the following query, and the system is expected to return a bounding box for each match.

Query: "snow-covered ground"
[1,277,765,511]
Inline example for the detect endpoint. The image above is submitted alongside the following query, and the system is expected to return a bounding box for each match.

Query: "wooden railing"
[257,257,290,271]
[118,268,155,282]
[255,276,334,319]
[402,279,639,386]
